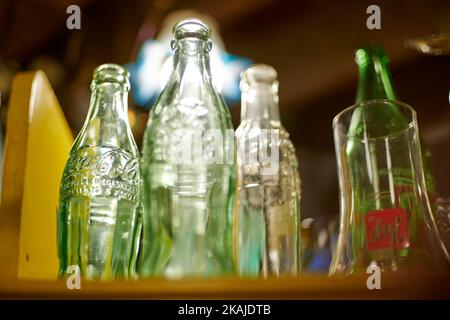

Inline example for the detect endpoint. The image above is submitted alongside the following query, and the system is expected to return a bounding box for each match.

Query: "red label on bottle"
[365,208,409,250]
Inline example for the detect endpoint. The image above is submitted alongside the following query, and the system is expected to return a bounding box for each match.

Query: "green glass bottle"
[58,64,140,280]
[137,19,236,278]
[353,44,436,193]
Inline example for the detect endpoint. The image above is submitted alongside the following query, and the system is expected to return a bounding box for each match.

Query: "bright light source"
[127,12,252,109]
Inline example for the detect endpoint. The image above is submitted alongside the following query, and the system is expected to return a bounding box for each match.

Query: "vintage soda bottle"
[353,44,436,193]
[236,64,301,277]
[137,19,236,278]
[58,64,140,280]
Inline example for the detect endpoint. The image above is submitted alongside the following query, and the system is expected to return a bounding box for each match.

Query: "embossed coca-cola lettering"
[121,158,139,182]
[62,146,139,201]
[65,147,139,182]
[95,150,123,178]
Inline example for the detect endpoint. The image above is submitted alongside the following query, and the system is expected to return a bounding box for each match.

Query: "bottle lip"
[91,63,130,91]
[240,64,279,90]
[172,18,211,42]
[333,99,416,142]
[355,44,389,67]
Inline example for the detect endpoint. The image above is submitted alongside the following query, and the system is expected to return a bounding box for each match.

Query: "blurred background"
[0,0,449,269]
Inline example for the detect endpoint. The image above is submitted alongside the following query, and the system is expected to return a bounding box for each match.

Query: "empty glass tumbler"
[330,100,450,275]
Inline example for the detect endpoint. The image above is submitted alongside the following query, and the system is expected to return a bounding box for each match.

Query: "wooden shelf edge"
[0,273,449,299]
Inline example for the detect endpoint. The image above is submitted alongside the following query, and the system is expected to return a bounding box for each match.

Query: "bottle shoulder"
[72,116,139,156]
[142,91,233,163]
[236,120,292,142]
[236,121,300,170]
[146,96,232,131]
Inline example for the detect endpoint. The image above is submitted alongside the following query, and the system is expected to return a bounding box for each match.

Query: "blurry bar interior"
[0,0,449,271]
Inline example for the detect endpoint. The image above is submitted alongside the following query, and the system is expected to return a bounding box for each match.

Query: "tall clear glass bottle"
[58,64,140,280]
[137,19,236,278]
[236,64,301,278]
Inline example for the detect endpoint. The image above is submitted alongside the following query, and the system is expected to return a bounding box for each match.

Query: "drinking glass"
[330,100,450,275]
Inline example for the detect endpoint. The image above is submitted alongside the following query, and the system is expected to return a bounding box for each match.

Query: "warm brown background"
[0,0,449,219]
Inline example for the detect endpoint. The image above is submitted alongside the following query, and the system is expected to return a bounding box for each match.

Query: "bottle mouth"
[91,63,130,91]
[172,18,211,42]
[240,64,279,90]
[355,44,389,67]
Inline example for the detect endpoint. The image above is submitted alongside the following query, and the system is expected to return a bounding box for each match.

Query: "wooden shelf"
[0,273,449,299]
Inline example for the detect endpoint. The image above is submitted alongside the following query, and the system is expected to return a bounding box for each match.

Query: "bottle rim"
[355,44,389,67]
[172,18,211,42]
[91,63,130,91]
[333,99,418,142]
[240,64,279,90]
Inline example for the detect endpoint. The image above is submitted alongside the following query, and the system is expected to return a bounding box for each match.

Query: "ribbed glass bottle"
[236,64,301,278]
[137,19,236,278]
[58,64,140,280]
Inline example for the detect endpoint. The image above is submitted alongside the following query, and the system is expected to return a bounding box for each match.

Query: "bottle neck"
[87,83,128,121]
[241,83,280,123]
[171,38,213,92]
[74,82,133,150]
[356,50,396,102]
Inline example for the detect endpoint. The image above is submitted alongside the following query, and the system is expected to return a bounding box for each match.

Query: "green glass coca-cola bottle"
[137,19,236,278]
[58,64,140,280]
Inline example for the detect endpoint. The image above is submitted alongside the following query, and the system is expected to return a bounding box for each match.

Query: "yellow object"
[0,71,73,280]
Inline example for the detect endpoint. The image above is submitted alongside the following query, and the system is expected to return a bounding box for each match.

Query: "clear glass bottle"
[236,64,301,278]
[58,64,140,280]
[137,19,236,278]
